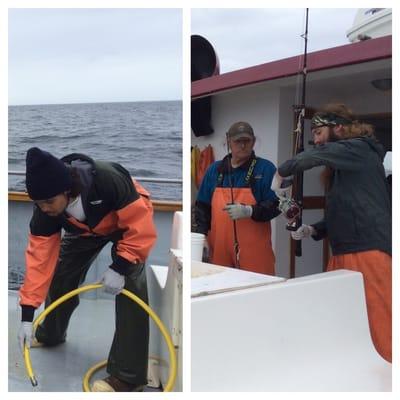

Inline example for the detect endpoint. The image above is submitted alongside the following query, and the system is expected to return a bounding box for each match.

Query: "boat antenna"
[226,132,240,268]
[289,8,309,258]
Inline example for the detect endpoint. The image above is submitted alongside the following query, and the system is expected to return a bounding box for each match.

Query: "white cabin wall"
[192,85,280,162]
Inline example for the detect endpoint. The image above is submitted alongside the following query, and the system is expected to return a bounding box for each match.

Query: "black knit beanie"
[26,147,72,200]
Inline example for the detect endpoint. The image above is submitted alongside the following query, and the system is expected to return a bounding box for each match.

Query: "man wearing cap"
[18,148,157,391]
[194,121,280,275]
[274,103,391,362]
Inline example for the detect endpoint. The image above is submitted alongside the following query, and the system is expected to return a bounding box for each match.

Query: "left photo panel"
[8,8,182,392]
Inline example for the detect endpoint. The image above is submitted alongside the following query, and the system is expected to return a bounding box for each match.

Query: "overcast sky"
[9,9,182,105]
[191,8,359,73]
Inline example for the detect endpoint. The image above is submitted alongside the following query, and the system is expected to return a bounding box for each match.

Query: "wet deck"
[8,291,160,392]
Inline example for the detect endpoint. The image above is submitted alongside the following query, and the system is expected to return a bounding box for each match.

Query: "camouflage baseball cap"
[227,121,254,140]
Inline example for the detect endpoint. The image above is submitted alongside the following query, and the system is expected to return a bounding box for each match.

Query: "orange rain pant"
[328,250,392,362]
[208,187,275,275]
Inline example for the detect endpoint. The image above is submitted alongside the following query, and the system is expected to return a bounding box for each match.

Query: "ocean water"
[8,101,182,200]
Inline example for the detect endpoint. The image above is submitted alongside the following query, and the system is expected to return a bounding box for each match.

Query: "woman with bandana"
[275,103,391,362]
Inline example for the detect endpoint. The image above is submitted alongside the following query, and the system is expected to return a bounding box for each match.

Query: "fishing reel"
[278,197,301,231]
[272,175,301,230]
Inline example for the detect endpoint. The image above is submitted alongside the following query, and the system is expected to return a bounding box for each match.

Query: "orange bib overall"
[328,250,392,362]
[208,187,275,275]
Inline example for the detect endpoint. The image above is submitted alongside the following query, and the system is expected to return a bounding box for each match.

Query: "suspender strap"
[245,158,257,185]
[216,171,224,187]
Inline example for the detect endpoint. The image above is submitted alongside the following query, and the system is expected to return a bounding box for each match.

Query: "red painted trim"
[192,35,392,98]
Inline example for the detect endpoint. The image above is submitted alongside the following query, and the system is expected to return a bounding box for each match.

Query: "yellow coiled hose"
[23,283,177,392]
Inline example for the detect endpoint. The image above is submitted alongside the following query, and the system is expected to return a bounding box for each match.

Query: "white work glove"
[271,172,293,199]
[223,203,253,220]
[101,268,125,295]
[291,224,316,240]
[18,321,34,353]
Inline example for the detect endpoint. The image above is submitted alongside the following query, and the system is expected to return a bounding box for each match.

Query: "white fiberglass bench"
[191,264,391,391]
[147,211,183,391]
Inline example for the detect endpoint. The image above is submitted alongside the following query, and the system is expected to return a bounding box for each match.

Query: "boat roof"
[192,35,392,99]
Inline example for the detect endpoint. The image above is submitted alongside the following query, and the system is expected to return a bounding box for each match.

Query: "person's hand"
[271,172,293,199]
[291,224,316,240]
[223,203,253,220]
[101,268,125,295]
[18,321,33,353]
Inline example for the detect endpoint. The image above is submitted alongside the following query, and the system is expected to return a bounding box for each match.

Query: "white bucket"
[191,232,206,261]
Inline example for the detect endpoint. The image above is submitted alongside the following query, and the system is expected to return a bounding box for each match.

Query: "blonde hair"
[316,103,375,139]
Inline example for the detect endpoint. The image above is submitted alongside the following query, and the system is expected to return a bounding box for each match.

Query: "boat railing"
[8,171,182,211]
[8,170,182,184]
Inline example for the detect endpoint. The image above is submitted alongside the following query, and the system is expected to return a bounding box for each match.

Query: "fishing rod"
[226,132,240,268]
[288,8,309,258]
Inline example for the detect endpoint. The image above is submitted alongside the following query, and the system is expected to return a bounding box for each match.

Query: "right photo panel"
[190,8,392,391]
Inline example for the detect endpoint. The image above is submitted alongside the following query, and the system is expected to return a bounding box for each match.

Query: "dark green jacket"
[278,137,391,256]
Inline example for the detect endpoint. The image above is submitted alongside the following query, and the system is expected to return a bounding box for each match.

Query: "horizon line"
[9,99,182,107]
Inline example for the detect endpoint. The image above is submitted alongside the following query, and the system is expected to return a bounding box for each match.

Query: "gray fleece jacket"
[278,136,391,256]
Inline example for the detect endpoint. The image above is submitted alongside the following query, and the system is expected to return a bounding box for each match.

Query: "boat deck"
[8,291,160,392]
